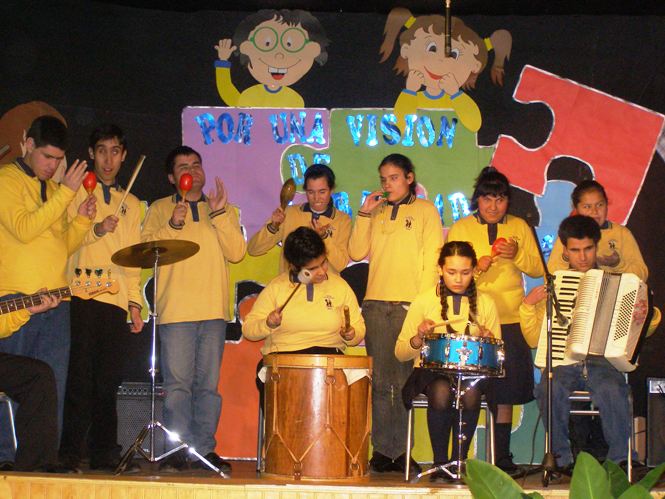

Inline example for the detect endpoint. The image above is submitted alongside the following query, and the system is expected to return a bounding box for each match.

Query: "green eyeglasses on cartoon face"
[250,27,311,53]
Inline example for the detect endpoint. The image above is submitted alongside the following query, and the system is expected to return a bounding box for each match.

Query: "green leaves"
[604,459,631,497]
[464,459,526,499]
[569,452,613,498]
[463,453,665,499]
[637,462,665,491]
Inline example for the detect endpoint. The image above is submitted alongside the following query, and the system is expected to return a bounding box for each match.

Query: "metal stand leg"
[412,374,483,483]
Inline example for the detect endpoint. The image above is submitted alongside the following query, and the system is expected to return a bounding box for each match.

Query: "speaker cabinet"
[647,378,665,467]
[116,382,165,455]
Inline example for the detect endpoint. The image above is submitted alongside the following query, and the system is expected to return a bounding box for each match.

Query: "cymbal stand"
[413,373,484,482]
[114,246,228,477]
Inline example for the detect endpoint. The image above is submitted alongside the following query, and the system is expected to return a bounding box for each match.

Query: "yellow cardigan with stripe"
[141,195,246,325]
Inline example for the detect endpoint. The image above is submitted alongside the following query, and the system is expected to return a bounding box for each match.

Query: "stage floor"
[1,460,664,499]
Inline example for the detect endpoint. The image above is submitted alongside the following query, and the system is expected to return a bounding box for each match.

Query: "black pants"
[60,298,127,463]
[0,352,57,470]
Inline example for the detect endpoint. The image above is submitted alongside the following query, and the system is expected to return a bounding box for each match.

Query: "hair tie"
[404,16,416,28]
[484,37,493,51]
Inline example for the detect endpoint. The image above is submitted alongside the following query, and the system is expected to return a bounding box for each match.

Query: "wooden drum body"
[262,354,372,480]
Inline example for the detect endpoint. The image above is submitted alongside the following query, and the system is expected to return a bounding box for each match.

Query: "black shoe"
[392,453,422,475]
[35,462,82,474]
[0,461,14,472]
[496,454,518,473]
[191,452,232,474]
[369,452,393,473]
[92,456,141,474]
[159,449,189,472]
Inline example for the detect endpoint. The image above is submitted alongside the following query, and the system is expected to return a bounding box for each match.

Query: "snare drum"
[262,354,372,480]
[421,333,504,376]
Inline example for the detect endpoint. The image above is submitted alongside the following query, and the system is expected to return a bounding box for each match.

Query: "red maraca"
[179,173,193,201]
[83,172,97,195]
[491,237,508,258]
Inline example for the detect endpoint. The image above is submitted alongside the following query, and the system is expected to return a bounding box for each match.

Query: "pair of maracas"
[82,171,194,203]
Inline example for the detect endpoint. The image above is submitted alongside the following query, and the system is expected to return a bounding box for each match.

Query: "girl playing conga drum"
[396,241,501,482]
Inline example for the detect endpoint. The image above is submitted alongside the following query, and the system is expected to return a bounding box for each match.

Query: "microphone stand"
[525,222,565,487]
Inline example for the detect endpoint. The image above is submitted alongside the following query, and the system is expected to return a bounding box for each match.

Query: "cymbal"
[112,240,200,268]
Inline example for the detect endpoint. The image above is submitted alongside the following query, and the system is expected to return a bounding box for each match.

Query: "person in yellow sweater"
[0,116,95,464]
[60,124,144,472]
[396,241,501,481]
[214,9,329,108]
[141,145,246,473]
[248,164,351,273]
[349,153,443,474]
[0,293,62,472]
[446,166,543,474]
[547,180,648,281]
[520,215,653,473]
[243,226,364,355]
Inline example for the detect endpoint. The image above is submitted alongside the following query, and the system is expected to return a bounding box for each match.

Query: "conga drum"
[262,354,372,480]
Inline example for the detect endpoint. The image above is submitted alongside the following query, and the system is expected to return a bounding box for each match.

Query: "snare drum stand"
[114,245,228,478]
[413,372,484,482]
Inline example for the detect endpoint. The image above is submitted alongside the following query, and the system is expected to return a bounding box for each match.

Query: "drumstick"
[0,144,9,159]
[113,155,145,217]
[429,317,466,329]
[277,283,301,313]
[343,305,350,332]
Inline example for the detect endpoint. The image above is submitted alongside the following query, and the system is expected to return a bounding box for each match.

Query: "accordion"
[534,269,652,372]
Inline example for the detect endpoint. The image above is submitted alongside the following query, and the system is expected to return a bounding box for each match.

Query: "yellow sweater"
[348,195,443,303]
[548,222,648,282]
[447,214,543,324]
[141,195,246,324]
[395,290,501,365]
[215,65,304,108]
[394,88,482,133]
[67,183,143,312]
[0,309,31,338]
[247,203,351,273]
[0,162,91,295]
[242,271,365,355]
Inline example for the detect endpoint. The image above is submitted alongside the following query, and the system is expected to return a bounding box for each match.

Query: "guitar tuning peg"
[75,268,82,277]
[95,269,102,277]
[85,268,92,277]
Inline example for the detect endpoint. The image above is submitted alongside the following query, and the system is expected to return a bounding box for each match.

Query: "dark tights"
[426,377,482,464]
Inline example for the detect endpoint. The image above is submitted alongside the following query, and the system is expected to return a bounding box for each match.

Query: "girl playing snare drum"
[395,241,501,481]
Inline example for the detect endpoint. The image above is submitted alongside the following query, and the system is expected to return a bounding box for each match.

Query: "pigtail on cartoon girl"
[380,7,511,133]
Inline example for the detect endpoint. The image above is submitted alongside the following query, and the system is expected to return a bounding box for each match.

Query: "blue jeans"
[0,300,70,461]
[535,356,633,466]
[159,320,226,455]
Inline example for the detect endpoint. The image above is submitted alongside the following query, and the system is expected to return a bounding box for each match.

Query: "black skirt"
[401,367,488,410]
[484,323,535,405]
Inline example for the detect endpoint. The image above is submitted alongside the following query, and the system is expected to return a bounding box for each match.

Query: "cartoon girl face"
[400,27,482,93]
[239,17,322,89]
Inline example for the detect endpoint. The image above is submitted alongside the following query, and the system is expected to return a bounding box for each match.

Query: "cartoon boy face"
[400,27,482,93]
[239,17,322,89]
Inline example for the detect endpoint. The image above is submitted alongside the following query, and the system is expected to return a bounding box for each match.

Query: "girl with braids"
[379,7,511,133]
[446,167,542,475]
[396,241,500,482]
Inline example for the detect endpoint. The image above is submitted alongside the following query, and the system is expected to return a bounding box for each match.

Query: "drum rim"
[421,362,505,377]
[263,353,373,369]
[424,333,503,345]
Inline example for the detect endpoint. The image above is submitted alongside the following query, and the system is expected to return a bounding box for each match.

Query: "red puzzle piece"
[492,65,664,224]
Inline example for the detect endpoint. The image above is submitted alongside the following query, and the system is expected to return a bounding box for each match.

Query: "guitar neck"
[0,287,71,315]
